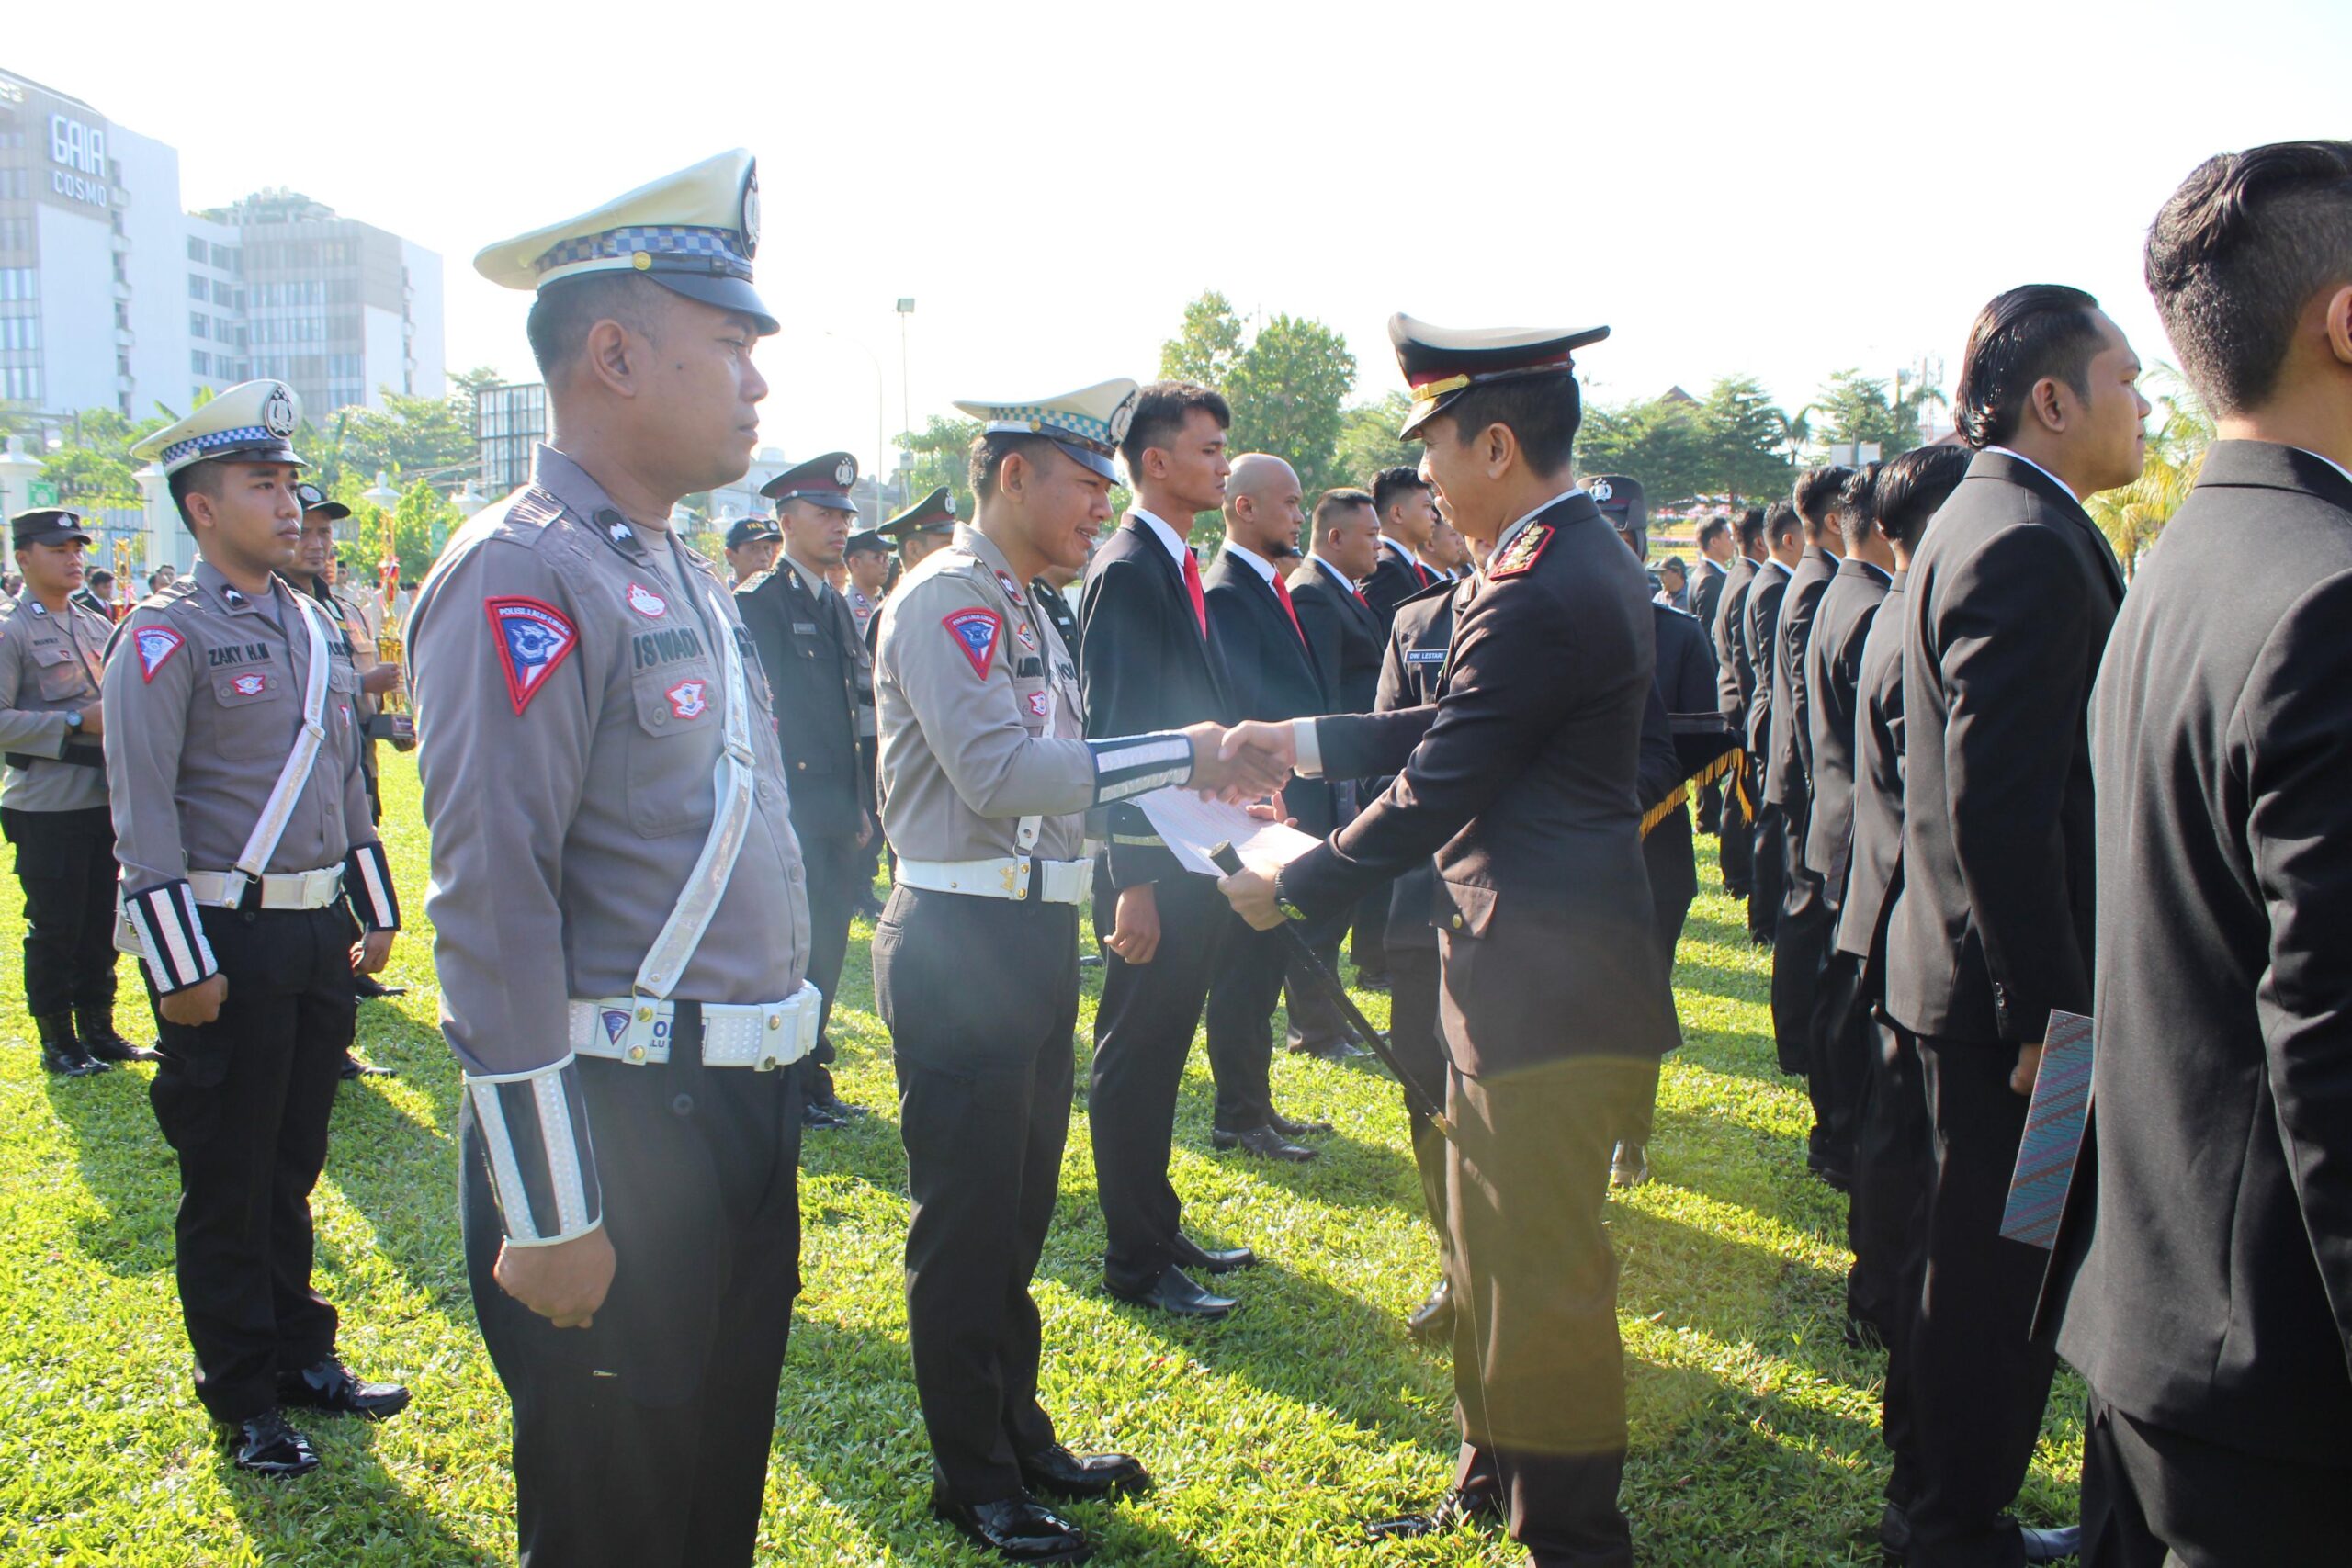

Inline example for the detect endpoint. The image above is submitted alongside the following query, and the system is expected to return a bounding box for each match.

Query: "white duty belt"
[896,674,1086,904]
[573,568,822,1070]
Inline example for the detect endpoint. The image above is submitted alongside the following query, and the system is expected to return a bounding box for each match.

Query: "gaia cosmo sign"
[48,112,109,207]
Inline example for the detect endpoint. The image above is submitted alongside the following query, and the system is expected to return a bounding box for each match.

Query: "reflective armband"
[1087,731,1195,806]
[122,878,219,994]
[345,841,400,931]
[464,1055,603,1247]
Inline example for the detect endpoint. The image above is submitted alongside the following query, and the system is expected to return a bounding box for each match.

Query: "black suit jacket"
[1374,580,1460,953]
[1834,572,1907,967]
[1203,550,1335,840]
[1887,449,2124,1045]
[1713,554,1760,724]
[1802,556,1893,888]
[1276,491,1680,1077]
[1742,559,1792,759]
[1689,556,1728,634]
[1766,546,1838,811]
[1288,556,1384,716]
[1080,513,1231,887]
[1363,538,1438,626]
[1032,576,1081,682]
[2041,442,2352,1461]
[738,561,866,839]
[1654,602,1718,716]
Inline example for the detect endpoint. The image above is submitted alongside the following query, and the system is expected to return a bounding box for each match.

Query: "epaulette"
[1487,522,1554,579]
[143,578,203,617]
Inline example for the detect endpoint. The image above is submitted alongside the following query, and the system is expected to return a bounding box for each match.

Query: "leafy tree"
[348,478,457,591]
[896,413,982,523]
[1156,291,1360,539]
[1330,393,1419,488]
[2084,366,2210,578]
[1159,291,1246,387]
[1695,376,1796,508]
[1813,367,1945,459]
[1577,396,1712,503]
[33,408,173,506]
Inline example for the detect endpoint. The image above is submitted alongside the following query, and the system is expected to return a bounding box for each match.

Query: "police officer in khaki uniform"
[0,508,149,1075]
[411,152,819,1568]
[107,381,408,1477]
[874,379,1289,1564]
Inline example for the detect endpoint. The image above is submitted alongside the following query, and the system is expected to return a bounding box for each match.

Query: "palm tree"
[2083,366,2212,579]
[1773,405,1816,476]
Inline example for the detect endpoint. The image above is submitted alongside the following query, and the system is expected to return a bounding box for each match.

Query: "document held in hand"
[1135,788,1321,879]
[2000,1008,2095,1250]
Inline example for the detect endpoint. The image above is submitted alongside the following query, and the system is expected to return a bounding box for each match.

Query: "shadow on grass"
[212,1416,497,1566]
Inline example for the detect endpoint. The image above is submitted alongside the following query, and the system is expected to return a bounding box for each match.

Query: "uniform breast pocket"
[210,670,290,758]
[627,660,720,837]
[32,645,88,705]
[327,662,359,737]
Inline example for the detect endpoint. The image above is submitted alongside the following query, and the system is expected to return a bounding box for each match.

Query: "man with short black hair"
[1712,506,1766,903]
[2041,140,2352,1568]
[723,514,781,588]
[1742,502,1803,954]
[1421,517,1470,579]
[1690,513,1735,628]
[1365,465,1441,618]
[73,565,114,619]
[1888,281,2146,1568]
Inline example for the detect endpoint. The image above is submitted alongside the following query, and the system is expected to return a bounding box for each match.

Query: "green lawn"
[0,757,2085,1565]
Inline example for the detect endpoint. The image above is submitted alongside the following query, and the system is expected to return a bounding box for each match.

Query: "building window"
[188,273,208,300]
[187,235,208,263]
[117,354,130,377]
[114,301,129,330]
[0,268,36,302]
[2,366,40,401]
[189,312,209,340]
[211,243,237,272]
[213,280,234,307]
[191,350,210,375]
[1,317,39,351]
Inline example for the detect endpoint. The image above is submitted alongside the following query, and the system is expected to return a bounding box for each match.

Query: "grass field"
[0,756,2086,1566]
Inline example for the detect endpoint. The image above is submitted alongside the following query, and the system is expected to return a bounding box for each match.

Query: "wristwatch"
[64,709,84,732]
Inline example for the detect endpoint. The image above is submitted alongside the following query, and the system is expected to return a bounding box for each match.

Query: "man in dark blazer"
[2041,140,2352,1568]
[1198,455,1332,1163]
[1078,381,1251,1319]
[1833,444,1969,1562]
[738,451,875,1127]
[1713,507,1765,903]
[1689,512,1735,631]
[1218,315,1678,1568]
[1744,504,1801,991]
[1888,282,2147,1568]
[1363,465,1442,622]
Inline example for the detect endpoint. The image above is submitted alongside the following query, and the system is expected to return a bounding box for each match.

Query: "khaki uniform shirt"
[102,562,377,895]
[876,525,1193,863]
[408,443,810,1081]
[0,593,110,813]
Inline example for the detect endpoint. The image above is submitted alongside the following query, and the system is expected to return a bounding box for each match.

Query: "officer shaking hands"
[107,381,408,1478]
[872,378,1288,1564]
[411,151,820,1568]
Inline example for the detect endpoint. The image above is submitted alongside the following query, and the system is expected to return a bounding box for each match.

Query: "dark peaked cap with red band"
[761,450,859,512]
[1391,313,1610,438]
[879,485,957,541]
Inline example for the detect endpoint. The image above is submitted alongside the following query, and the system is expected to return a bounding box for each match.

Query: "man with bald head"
[1199,456,1339,1162]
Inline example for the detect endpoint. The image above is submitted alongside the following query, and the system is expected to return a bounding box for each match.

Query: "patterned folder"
[2000,1009,2095,1250]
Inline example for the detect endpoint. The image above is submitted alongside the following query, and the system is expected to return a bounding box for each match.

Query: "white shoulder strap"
[220,592,334,902]
[630,570,760,1001]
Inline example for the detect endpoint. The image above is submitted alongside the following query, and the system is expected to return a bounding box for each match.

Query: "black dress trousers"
[797,822,865,1104]
[873,886,1077,1503]
[2079,1393,2343,1568]
[1851,1008,1932,1512]
[1906,1034,2061,1568]
[1772,803,1834,1096]
[1201,913,1281,1134]
[1089,863,1224,1294]
[463,1014,805,1568]
[1749,791,1785,948]
[144,903,356,1423]
[1385,943,1452,1254]
[1717,784,1754,897]
[5,803,120,1017]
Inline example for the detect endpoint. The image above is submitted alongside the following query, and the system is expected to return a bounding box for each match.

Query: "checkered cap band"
[160,425,290,468]
[980,408,1116,453]
[535,225,752,279]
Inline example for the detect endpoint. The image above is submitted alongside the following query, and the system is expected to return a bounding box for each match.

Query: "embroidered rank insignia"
[666,678,709,719]
[626,582,668,618]
[994,570,1024,604]
[134,626,185,682]
[1014,620,1039,652]
[1027,690,1051,718]
[231,672,267,696]
[1487,522,1553,579]
[485,596,580,715]
[943,607,1002,680]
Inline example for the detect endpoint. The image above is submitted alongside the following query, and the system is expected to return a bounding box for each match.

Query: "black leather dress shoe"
[802,1099,850,1129]
[1171,1232,1257,1273]
[277,1358,411,1420]
[1017,1445,1151,1500]
[229,1408,321,1477]
[1103,1264,1235,1319]
[1286,1028,1369,1060]
[339,1054,395,1081]
[40,1042,107,1077]
[2020,1523,2081,1562]
[1878,1499,1912,1560]
[1269,1109,1333,1137]
[1353,968,1391,993]
[809,1090,869,1120]
[930,1493,1091,1563]
[75,1008,160,1064]
[352,974,409,999]
[1363,1487,1499,1540]
[1211,1125,1317,1161]
[1406,1278,1453,1344]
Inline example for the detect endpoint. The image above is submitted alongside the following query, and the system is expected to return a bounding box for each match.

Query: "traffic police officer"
[738,449,873,1125]
[0,508,149,1074]
[108,380,408,1476]
[412,151,820,1568]
[874,378,1287,1562]
[1218,316,1679,1567]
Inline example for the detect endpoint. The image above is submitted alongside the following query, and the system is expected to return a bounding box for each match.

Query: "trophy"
[111,537,135,620]
[375,545,405,714]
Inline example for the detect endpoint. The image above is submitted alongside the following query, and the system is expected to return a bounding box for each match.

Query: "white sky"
[13,1,2348,475]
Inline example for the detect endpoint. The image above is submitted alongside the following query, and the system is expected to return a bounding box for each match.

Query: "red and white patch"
[133,626,185,682]
[231,672,266,696]
[1013,620,1039,652]
[666,679,709,719]
[626,581,668,618]
[942,607,1002,680]
[995,570,1024,605]
[1026,690,1051,718]
[485,596,580,716]
[1487,521,1554,579]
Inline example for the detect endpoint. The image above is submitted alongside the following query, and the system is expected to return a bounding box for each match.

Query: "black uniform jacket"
[1886,449,2123,1046]
[1689,557,1728,634]
[1080,513,1232,887]
[1375,579,1458,954]
[2040,443,2352,1461]
[1713,554,1759,725]
[1363,538,1437,626]
[1287,556,1384,717]
[1833,572,1907,969]
[1741,559,1792,759]
[1276,491,1679,1077]
[1654,601,1718,718]
[1203,549,1335,840]
[1802,556,1893,887]
[738,560,866,840]
[1031,577,1081,683]
[1765,546,1837,811]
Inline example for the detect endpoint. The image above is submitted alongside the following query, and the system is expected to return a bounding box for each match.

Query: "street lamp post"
[895,298,915,451]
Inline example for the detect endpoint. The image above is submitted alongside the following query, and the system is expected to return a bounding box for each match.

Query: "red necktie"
[1270,571,1308,648]
[1412,558,1431,588]
[1181,548,1208,640]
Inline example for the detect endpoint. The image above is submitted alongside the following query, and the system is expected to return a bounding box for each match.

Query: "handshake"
[1178,719,1301,803]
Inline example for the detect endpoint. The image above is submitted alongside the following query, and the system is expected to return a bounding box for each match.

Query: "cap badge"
[627,582,668,618]
[834,457,855,487]
[1107,389,1139,445]
[944,493,958,517]
[741,165,761,256]
[994,570,1023,604]
[1589,479,1613,502]
[261,386,297,438]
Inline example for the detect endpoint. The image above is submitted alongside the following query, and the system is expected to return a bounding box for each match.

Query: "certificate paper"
[1135,789,1322,878]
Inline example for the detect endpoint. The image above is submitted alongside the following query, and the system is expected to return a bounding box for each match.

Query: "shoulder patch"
[942,606,1002,680]
[133,626,186,682]
[484,596,580,715]
[1487,522,1554,579]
